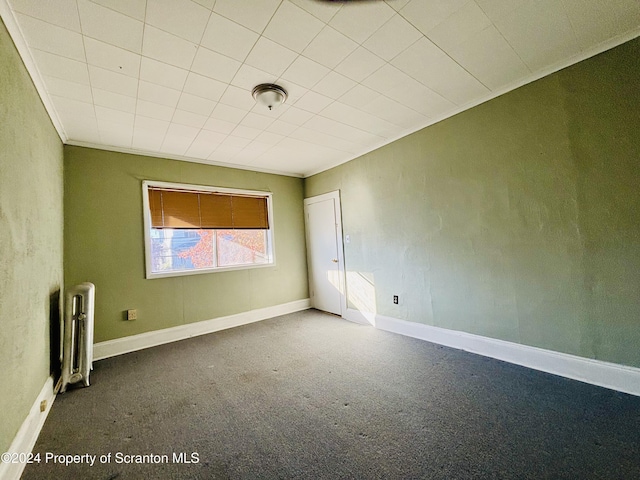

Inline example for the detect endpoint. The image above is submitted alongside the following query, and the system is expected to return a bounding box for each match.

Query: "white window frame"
[142,180,276,279]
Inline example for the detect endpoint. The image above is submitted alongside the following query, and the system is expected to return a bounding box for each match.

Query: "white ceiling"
[2,0,639,177]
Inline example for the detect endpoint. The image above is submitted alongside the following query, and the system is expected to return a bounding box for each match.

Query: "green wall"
[306,38,640,368]
[0,19,64,453]
[64,146,308,343]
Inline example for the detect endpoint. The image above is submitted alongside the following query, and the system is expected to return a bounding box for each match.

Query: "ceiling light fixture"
[252,84,288,111]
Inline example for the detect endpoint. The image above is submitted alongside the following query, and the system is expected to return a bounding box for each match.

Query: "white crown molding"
[94,299,311,360]
[0,1,68,143]
[65,141,306,178]
[350,309,640,397]
[303,27,640,178]
[0,376,56,480]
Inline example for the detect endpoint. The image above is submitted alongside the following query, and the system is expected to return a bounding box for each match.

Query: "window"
[142,180,274,278]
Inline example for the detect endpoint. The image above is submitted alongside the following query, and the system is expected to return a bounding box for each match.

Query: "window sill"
[146,262,276,279]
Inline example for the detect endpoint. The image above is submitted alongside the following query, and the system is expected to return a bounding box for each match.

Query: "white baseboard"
[346,309,640,397]
[343,307,374,325]
[94,299,311,360]
[0,376,56,480]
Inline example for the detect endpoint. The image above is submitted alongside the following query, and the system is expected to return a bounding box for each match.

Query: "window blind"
[148,188,269,229]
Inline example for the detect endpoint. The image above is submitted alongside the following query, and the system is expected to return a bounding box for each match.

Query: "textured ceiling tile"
[31,49,90,85]
[278,107,315,126]
[425,1,492,52]
[92,88,136,113]
[255,130,285,145]
[263,1,325,53]
[100,128,133,148]
[88,65,138,97]
[161,134,195,156]
[302,26,358,69]
[138,80,182,108]
[241,113,276,130]
[385,0,411,12]
[266,120,299,136]
[191,47,242,83]
[95,105,135,129]
[134,116,170,138]
[282,56,330,89]
[183,73,227,102]
[139,57,189,91]
[391,37,489,106]
[203,117,237,135]
[363,14,422,62]
[447,25,530,91]
[176,93,217,116]
[231,64,278,90]
[44,76,92,103]
[293,91,334,114]
[561,0,640,50]
[77,0,143,53]
[304,115,381,144]
[146,0,210,43]
[363,64,454,117]
[210,103,248,124]
[219,85,258,110]
[399,0,469,35]
[494,0,581,71]
[84,37,140,77]
[290,127,359,153]
[185,135,222,159]
[172,109,208,129]
[90,0,147,21]
[15,14,85,61]
[191,0,215,10]
[231,125,262,140]
[213,0,282,34]
[338,84,379,109]
[219,135,252,148]
[289,0,343,23]
[334,47,385,83]
[62,118,100,143]
[201,13,260,61]
[141,26,198,69]
[313,71,357,100]
[136,100,176,122]
[49,94,94,118]
[474,0,529,23]
[10,0,81,32]
[329,0,395,43]
[133,130,163,151]
[245,37,298,77]
[361,95,427,129]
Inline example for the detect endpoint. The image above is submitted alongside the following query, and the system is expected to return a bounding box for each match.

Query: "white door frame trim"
[304,191,347,318]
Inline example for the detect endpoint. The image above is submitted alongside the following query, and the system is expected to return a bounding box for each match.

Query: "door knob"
[331,259,338,263]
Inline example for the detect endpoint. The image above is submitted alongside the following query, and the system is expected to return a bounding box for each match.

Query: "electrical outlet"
[393,295,399,305]
[126,309,137,321]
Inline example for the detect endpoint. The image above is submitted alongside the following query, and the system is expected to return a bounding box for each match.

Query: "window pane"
[151,229,214,272]
[216,229,268,267]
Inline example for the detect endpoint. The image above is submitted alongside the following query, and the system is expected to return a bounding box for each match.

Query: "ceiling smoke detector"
[252,84,288,111]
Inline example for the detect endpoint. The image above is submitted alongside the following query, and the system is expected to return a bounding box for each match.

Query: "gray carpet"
[22,310,640,479]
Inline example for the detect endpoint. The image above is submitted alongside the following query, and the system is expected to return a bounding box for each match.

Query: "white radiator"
[60,282,95,393]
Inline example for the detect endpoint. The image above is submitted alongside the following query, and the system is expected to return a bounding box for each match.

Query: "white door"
[304,192,345,316]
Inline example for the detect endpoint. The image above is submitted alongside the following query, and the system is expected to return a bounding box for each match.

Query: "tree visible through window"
[143,181,274,278]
